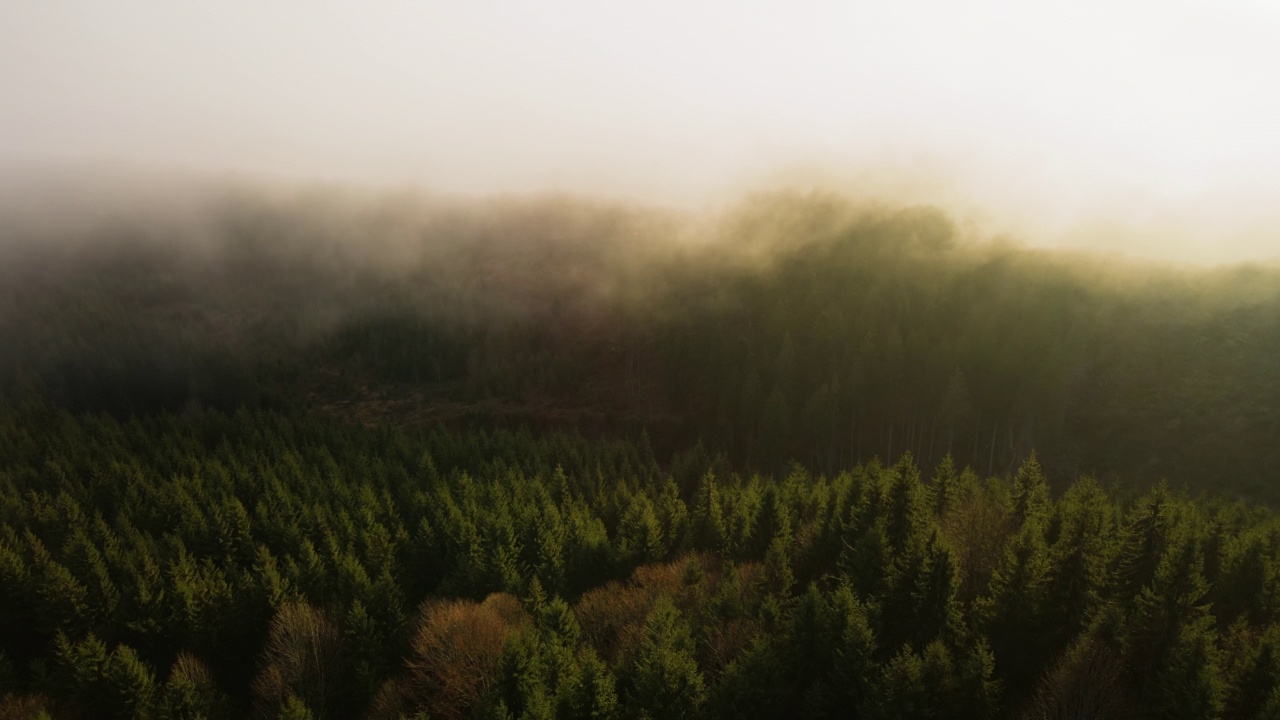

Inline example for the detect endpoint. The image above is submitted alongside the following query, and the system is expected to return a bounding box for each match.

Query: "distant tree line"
[3,195,1278,501]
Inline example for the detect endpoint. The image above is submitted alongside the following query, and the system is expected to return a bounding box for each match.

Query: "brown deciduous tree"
[402,593,527,720]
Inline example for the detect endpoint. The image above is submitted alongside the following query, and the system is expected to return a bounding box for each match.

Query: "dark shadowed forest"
[3,190,1280,719]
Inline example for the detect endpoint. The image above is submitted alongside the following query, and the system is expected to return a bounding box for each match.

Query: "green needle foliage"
[0,407,1276,718]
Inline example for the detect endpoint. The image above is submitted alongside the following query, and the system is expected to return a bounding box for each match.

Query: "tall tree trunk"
[988,422,998,478]
[972,420,981,469]
[1005,424,1016,475]
[853,408,860,465]
[880,409,887,458]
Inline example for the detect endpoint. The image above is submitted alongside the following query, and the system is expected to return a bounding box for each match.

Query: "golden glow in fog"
[1,0,1277,262]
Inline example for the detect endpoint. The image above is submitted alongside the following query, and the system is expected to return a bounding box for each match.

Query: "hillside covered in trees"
[4,408,1280,719]
[3,191,1278,496]
[2,190,1280,718]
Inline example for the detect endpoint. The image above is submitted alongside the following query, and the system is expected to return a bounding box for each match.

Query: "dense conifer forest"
[3,191,1280,718]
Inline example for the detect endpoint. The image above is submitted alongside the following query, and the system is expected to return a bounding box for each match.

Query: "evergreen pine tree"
[1009,452,1049,527]
[931,455,958,516]
[157,653,232,720]
[977,519,1051,693]
[621,598,705,720]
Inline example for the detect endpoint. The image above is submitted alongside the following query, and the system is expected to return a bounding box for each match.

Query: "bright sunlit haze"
[2,0,1279,263]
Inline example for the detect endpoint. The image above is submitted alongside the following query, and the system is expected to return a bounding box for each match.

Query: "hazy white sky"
[2,0,1278,262]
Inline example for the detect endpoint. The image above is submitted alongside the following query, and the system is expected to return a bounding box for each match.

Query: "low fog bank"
[3,175,1280,497]
[4,167,1278,269]
[3,175,1279,359]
